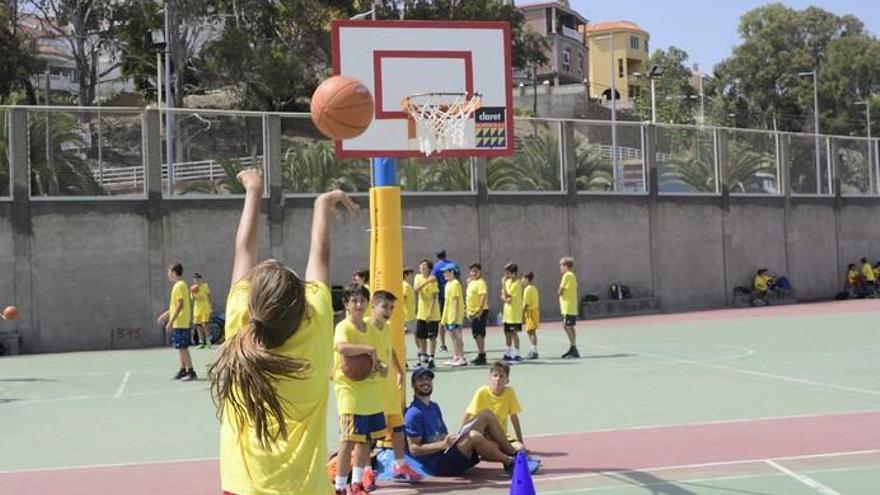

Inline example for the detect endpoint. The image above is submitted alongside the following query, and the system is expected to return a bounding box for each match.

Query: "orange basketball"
[190,284,199,294]
[341,353,374,381]
[310,76,374,140]
[3,305,18,321]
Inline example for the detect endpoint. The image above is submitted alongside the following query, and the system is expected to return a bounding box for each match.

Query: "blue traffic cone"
[509,451,536,495]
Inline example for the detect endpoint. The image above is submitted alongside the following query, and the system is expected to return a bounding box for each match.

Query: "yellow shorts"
[193,310,211,324]
[524,309,539,332]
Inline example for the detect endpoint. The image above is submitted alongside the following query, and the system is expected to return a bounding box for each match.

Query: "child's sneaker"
[439,344,448,352]
[502,353,514,362]
[335,489,347,495]
[181,370,197,381]
[526,350,539,360]
[348,482,367,495]
[450,357,468,367]
[470,353,488,365]
[392,462,424,482]
[172,368,186,380]
[362,469,377,492]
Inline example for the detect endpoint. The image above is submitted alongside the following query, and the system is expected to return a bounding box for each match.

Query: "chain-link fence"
[5,106,880,198]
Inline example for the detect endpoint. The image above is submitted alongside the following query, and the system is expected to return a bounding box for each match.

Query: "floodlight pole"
[799,70,820,194]
[164,1,175,195]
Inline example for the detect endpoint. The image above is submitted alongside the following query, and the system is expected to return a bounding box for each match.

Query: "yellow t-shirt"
[559,271,578,316]
[466,278,488,316]
[414,274,440,322]
[502,279,523,324]
[523,285,540,330]
[369,320,400,415]
[402,281,416,323]
[862,263,876,282]
[169,280,192,329]
[333,318,383,415]
[847,269,858,285]
[441,279,464,325]
[192,282,212,319]
[754,274,771,292]
[220,280,334,495]
[465,385,522,437]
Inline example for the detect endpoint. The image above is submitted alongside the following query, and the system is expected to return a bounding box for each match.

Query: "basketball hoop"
[402,92,482,156]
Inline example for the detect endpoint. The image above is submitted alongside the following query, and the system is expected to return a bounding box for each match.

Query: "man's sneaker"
[526,350,539,360]
[470,354,488,365]
[181,370,197,381]
[392,462,424,482]
[173,369,186,380]
[362,469,377,492]
[348,482,367,495]
[564,347,581,359]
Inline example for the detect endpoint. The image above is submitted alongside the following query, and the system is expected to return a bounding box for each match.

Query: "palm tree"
[725,139,777,193]
[659,133,716,192]
[282,140,370,193]
[488,127,611,192]
[662,134,776,193]
[180,158,248,195]
[834,143,870,195]
[398,157,472,191]
[28,111,105,196]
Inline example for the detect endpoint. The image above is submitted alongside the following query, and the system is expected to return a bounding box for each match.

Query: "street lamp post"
[163,3,175,195]
[799,70,821,194]
[647,65,664,124]
[857,99,873,193]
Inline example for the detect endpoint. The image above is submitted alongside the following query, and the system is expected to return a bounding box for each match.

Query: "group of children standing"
[400,256,581,369]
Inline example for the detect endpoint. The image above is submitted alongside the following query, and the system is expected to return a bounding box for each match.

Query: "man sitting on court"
[404,367,522,477]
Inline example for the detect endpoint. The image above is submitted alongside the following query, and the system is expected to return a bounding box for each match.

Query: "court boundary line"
[527,408,880,437]
[376,449,880,494]
[114,372,131,399]
[765,459,842,495]
[539,464,878,494]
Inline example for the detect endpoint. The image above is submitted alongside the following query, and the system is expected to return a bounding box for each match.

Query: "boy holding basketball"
[522,272,540,360]
[334,283,386,495]
[500,263,523,362]
[367,290,424,485]
[157,262,195,381]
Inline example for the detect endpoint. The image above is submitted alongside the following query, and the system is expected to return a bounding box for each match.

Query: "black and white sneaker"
[562,347,581,359]
[181,370,197,381]
[526,350,539,360]
[173,368,187,380]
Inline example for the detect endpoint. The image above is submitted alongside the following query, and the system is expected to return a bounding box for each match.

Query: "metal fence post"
[9,108,33,352]
[265,114,284,261]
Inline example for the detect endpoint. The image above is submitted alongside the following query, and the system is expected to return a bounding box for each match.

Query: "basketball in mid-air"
[2,305,18,321]
[310,76,374,140]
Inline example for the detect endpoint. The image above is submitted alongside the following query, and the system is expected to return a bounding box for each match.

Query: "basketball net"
[402,92,482,156]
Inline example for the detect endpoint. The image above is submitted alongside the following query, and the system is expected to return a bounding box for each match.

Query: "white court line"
[631,348,880,397]
[766,459,842,495]
[526,408,880,437]
[377,449,880,494]
[114,372,131,399]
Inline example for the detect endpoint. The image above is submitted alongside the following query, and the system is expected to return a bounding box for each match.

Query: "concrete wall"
[5,191,880,353]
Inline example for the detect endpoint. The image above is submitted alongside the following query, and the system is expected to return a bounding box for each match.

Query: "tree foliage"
[634,47,698,125]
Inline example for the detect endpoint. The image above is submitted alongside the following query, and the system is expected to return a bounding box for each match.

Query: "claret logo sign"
[475,108,506,148]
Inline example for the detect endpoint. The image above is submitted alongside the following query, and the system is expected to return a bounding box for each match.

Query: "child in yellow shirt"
[463,361,525,450]
[402,268,416,335]
[466,263,489,366]
[414,259,440,369]
[333,284,387,495]
[440,266,466,367]
[522,272,540,360]
[157,262,194,380]
[500,263,523,362]
[190,272,212,348]
[367,290,423,484]
[208,168,357,495]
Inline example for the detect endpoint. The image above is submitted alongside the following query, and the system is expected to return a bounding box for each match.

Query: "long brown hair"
[208,260,311,450]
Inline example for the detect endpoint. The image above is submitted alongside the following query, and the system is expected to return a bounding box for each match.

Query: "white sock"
[335,475,347,490]
[352,466,364,484]
[531,345,537,352]
[508,346,514,355]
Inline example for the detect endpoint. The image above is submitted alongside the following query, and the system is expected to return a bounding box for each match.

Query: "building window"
[577,53,584,77]
[562,48,571,73]
[545,8,552,35]
[630,36,639,50]
[645,39,649,52]
[628,85,641,99]
[618,58,624,78]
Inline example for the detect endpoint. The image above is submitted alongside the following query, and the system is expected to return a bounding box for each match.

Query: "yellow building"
[583,21,650,105]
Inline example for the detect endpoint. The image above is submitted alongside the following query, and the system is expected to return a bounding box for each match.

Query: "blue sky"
[556,0,880,73]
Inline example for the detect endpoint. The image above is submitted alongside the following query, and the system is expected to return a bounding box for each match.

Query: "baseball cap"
[411,367,435,383]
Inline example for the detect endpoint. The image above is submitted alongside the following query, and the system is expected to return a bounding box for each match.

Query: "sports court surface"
[2,299,880,494]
